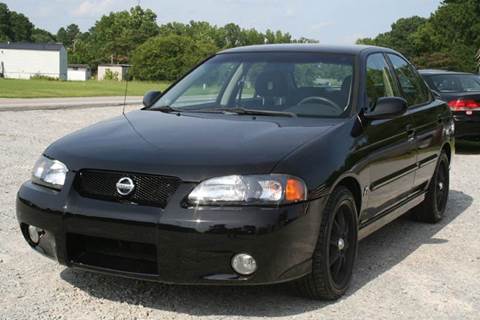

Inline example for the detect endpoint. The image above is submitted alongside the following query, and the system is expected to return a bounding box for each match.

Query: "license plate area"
[67,233,158,275]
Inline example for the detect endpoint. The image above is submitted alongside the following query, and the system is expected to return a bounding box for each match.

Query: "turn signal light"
[285,178,306,202]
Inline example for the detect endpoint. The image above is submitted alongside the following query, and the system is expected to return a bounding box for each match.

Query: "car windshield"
[428,74,480,93]
[152,52,355,118]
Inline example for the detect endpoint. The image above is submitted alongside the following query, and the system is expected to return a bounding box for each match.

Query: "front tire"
[411,152,450,223]
[291,186,358,300]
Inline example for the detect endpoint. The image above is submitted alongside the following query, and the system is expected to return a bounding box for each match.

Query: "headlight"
[31,156,68,190]
[188,174,307,206]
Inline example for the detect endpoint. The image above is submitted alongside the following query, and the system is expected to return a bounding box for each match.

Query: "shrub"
[103,69,119,81]
[30,74,59,81]
[130,34,218,81]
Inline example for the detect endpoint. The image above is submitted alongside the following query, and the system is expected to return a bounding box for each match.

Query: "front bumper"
[454,112,480,141]
[16,178,326,285]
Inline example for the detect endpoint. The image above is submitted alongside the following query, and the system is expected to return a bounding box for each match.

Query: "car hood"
[45,110,340,181]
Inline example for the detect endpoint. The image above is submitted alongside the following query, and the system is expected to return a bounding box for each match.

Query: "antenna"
[122,67,129,115]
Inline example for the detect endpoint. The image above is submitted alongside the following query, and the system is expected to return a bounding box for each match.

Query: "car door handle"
[406,125,416,141]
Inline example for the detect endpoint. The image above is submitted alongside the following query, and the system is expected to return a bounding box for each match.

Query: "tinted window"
[154,52,355,118]
[366,53,397,108]
[427,74,480,93]
[388,54,431,106]
[172,62,238,107]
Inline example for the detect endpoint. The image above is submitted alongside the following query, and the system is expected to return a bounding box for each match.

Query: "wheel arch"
[441,142,452,164]
[331,175,363,216]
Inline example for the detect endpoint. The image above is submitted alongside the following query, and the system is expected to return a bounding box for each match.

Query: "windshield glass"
[428,74,480,93]
[152,52,355,118]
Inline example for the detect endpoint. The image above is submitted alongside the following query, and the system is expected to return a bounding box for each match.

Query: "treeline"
[0,3,56,43]
[0,3,317,81]
[357,0,480,73]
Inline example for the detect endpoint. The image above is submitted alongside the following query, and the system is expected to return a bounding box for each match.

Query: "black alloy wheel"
[292,186,358,300]
[411,152,450,223]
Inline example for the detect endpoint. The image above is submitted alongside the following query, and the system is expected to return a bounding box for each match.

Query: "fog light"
[231,253,257,276]
[28,225,44,245]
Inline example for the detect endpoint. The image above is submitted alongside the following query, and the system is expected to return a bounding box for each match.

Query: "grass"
[0,78,171,98]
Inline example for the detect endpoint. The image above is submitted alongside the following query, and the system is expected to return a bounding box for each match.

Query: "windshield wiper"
[151,105,181,113]
[217,107,297,117]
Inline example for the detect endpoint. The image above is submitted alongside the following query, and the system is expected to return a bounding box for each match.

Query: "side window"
[387,54,431,106]
[366,53,398,109]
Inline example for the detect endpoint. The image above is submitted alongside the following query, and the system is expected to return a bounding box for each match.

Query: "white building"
[0,43,67,80]
[67,64,91,81]
[97,64,130,81]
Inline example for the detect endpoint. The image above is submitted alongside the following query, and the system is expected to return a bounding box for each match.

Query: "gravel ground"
[1,107,479,320]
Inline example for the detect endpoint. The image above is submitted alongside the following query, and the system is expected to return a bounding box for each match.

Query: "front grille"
[75,169,181,208]
[67,233,158,274]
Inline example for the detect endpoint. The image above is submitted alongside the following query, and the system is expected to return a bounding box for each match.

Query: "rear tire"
[291,186,358,300]
[411,152,450,223]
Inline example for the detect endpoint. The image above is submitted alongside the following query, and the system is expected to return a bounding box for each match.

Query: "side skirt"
[358,190,426,240]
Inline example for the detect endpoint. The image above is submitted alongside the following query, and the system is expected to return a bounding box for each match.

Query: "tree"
[357,16,427,58]
[358,0,480,72]
[0,3,34,42]
[57,24,81,49]
[88,5,159,64]
[413,0,480,71]
[0,2,11,41]
[31,28,56,43]
[158,20,311,49]
[9,11,33,41]
[130,34,218,81]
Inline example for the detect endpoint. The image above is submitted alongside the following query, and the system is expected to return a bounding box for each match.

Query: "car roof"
[418,69,475,76]
[219,44,397,56]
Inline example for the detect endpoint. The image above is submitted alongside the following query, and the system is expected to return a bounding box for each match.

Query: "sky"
[3,0,442,44]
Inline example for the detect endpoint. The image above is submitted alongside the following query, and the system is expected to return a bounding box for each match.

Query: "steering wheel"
[297,96,343,114]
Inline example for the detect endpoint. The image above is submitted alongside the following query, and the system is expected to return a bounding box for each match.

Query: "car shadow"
[60,190,472,317]
[456,139,480,155]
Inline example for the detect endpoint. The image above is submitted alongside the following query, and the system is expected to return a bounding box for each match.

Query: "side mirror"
[364,97,408,120]
[143,91,162,108]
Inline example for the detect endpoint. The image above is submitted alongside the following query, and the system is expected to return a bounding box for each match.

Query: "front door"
[361,53,417,223]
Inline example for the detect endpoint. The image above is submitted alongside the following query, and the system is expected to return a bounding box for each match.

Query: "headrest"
[255,70,288,97]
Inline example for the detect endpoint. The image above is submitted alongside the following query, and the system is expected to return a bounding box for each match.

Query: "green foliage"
[0,2,318,81]
[0,2,52,43]
[358,1,480,72]
[86,6,159,65]
[0,2,11,41]
[131,34,217,81]
[357,16,427,58]
[103,69,119,81]
[56,24,80,48]
[30,74,59,81]
[158,20,317,49]
[31,28,56,43]
[9,11,33,41]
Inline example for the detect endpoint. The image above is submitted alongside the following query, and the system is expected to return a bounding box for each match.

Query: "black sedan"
[420,69,480,141]
[17,45,454,300]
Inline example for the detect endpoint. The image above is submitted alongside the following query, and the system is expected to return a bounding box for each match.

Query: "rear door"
[362,53,418,222]
[386,54,445,188]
